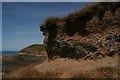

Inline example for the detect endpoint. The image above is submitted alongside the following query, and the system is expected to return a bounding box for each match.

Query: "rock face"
[40,3,120,59]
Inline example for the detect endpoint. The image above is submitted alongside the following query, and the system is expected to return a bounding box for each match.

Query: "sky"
[0,2,2,52]
[2,2,88,51]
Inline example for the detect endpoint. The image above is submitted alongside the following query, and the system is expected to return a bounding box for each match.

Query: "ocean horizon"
[0,51,18,56]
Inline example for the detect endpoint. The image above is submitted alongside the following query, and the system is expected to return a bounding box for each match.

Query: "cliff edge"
[40,2,120,59]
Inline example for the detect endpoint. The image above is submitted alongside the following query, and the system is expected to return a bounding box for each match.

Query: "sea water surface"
[0,51,18,56]
[0,51,18,73]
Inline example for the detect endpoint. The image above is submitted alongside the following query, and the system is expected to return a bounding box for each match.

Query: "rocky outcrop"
[40,2,120,59]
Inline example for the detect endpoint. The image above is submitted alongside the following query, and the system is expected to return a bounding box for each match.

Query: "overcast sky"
[2,2,88,51]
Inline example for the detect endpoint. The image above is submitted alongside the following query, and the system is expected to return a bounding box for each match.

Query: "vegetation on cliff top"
[40,2,120,59]
[40,2,120,35]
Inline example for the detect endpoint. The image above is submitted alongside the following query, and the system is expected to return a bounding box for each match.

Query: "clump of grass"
[40,2,120,37]
[72,67,118,78]
[3,66,43,78]
[44,17,60,27]
[4,66,64,78]
[94,67,118,78]
[66,2,120,22]
[3,66,118,79]
[44,17,60,28]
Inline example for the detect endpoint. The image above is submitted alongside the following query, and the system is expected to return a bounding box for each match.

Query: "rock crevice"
[40,2,120,59]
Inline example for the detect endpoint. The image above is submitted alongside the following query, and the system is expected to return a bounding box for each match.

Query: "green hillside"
[20,44,45,55]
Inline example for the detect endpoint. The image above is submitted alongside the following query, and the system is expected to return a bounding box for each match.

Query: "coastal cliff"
[3,3,120,78]
[40,2,120,59]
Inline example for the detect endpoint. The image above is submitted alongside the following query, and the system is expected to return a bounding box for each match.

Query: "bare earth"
[3,54,119,78]
[35,54,118,78]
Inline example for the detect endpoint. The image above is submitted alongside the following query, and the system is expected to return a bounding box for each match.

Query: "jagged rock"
[40,2,120,59]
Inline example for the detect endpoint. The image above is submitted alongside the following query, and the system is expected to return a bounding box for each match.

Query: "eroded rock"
[40,3,120,60]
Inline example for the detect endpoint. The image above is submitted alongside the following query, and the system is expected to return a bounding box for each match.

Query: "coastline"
[0,56,2,60]
[2,52,47,78]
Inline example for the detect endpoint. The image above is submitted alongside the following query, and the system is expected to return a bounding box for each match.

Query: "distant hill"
[20,44,46,55]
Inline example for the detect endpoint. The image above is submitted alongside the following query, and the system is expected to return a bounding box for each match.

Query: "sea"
[0,51,18,73]
[0,51,18,56]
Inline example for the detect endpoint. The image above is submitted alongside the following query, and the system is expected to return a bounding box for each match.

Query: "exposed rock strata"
[40,3,120,59]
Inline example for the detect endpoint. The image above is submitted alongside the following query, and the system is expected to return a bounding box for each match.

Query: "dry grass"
[4,66,44,78]
[3,55,118,79]
[3,66,118,79]
[72,67,118,78]
[3,66,64,78]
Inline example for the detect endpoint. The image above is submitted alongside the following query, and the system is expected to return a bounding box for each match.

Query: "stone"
[40,3,120,59]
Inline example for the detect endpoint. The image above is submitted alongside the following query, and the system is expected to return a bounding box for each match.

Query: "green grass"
[20,44,45,55]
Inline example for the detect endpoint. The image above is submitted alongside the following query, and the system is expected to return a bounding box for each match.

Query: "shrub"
[45,17,60,27]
